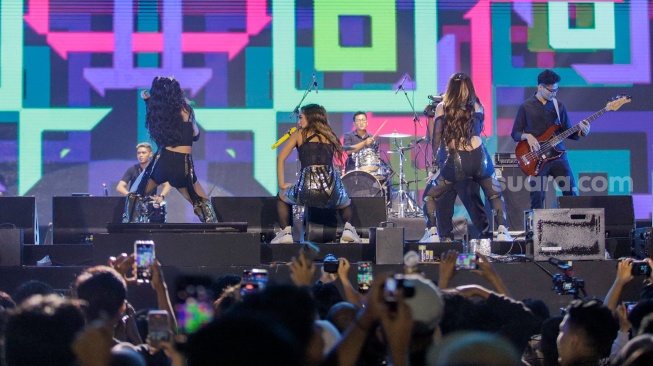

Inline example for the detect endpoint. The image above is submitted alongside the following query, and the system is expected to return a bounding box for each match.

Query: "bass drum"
[341,171,385,198]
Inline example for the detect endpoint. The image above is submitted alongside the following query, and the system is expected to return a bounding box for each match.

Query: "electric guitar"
[515,94,631,176]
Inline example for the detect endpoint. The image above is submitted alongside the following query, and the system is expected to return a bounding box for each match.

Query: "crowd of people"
[2,251,653,366]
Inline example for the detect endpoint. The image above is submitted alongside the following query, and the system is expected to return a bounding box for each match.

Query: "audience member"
[4,294,85,366]
[610,334,653,366]
[429,331,522,366]
[12,279,55,305]
[557,299,619,366]
[326,301,359,333]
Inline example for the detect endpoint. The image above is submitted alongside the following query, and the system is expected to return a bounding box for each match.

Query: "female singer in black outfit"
[272,104,361,244]
[123,76,217,223]
[423,72,511,240]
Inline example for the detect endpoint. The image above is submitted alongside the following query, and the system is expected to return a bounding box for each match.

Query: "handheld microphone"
[102,183,108,197]
[313,74,318,94]
[428,94,444,103]
[395,75,408,94]
[271,127,298,149]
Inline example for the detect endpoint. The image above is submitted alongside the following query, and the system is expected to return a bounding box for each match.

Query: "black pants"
[435,179,489,239]
[530,156,576,209]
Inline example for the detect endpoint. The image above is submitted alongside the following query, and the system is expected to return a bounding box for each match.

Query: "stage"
[0,224,645,315]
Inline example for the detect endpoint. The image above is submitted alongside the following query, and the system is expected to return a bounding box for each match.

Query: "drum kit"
[342,132,426,218]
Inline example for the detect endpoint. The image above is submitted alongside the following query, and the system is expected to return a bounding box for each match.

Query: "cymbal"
[387,146,415,154]
[379,132,411,138]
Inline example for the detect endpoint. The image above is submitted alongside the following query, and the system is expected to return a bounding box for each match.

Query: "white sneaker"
[271,226,293,244]
[340,222,362,243]
[496,225,513,242]
[419,227,440,243]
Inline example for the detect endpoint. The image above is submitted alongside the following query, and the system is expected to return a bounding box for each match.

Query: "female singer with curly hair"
[271,104,361,243]
[123,76,217,223]
[421,72,512,242]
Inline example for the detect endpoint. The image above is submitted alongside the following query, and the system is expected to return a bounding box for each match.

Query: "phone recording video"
[625,301,637,315]
[383,274,416,310]
[174,275,214,336]
[631,260,651,276]
[456,253,477,270]
[135,240,155,283]
[243,268,268,288]
[147,310,171,349]
[357,262,373,293]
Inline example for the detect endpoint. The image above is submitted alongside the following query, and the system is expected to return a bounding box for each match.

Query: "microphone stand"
[288,76,318,222]
[397,83,423,216]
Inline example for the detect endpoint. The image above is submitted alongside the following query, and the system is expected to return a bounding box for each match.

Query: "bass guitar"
[515,94,631,176]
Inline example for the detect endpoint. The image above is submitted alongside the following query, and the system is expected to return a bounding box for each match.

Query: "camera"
[631,260,651,276]
[552,273,585,296]
[323,254,339,273]
[384,274,416,304]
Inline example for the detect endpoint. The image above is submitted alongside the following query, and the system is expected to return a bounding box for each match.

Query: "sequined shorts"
[284,165,349,209]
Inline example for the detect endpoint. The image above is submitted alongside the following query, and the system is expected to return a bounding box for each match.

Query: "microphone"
[313,74,318,94]
[428,94,444,103]
[395,75,408,94]
[271,127,298,149]
[102,183,108,197]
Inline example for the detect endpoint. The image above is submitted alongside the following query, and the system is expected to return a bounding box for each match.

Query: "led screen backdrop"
[0,0,651,226]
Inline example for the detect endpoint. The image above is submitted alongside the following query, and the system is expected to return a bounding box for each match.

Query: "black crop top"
[297,133,334,167]
[178,109,200,147]
[432,111,484,150]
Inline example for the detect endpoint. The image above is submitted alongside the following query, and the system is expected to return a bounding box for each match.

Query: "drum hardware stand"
[288,73,319,220]
[395,74,424,217]
[390,140,422,218]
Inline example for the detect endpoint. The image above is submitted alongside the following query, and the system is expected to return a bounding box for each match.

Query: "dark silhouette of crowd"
[2,253,653,366]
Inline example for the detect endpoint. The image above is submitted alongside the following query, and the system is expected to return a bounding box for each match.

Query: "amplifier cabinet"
[526,208,605,261]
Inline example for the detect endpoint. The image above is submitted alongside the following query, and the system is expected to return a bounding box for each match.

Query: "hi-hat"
[379,132,411,138]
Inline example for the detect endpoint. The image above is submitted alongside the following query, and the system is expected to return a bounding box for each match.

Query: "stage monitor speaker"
[213,196,277,242]
[484,166,556,232]
[53,196,124,244]
[557,195,634,238]
[632,227,652,260]
[304,197,386,243]
[0,196,38,244]
[0,228,23,266]
[369,224,404,264]
[526,208,605,261]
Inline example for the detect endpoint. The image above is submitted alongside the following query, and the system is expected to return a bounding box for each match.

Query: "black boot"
[193,198,218,223]
[122,193,146,223]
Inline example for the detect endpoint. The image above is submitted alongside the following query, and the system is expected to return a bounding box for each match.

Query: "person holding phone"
[423,72,512,242]
[123,76,217,223]
[272,104,361,244]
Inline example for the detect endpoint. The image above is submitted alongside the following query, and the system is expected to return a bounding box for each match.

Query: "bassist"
[511,69,590,209]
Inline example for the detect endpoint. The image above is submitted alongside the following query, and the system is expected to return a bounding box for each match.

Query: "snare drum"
[341,171,385,199]
[355,148,380,172]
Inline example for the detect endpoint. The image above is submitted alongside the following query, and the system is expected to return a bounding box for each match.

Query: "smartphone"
[625,301,637,315]
[357,262,373,293]
[383,277,398,304]
[174,274,215,336]
[135,240,155,283]
[631,260,651,276]
[243,268,268,288]
[456,253,477,270]
[147,310,171,348]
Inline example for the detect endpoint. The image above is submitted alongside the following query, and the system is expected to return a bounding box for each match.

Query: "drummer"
[343,111,379,173]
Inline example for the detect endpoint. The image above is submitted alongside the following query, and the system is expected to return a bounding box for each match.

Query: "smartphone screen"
[456,253,477,270]
[135,240,155,283]
[174,275,214,335]
[625,302,637,315]
[383,277,398,302]
[357,262,373,293]
[147,310,171,348]
[248,269,268,288]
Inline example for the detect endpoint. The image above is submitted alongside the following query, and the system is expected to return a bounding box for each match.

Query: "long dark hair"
[145,76,191,147]
[442,72,481,150]
[300,104,344,160]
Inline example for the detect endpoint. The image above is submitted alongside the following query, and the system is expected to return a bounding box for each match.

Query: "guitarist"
[511,69,590,209]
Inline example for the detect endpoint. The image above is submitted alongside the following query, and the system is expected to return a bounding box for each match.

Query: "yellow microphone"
[271,127,298,149]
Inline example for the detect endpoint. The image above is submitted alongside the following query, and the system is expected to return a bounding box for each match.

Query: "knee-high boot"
[193,197,218,223]
[123,193,146,223]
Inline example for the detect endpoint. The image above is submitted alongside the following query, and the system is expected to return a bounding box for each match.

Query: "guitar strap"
[552,98,561,125]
